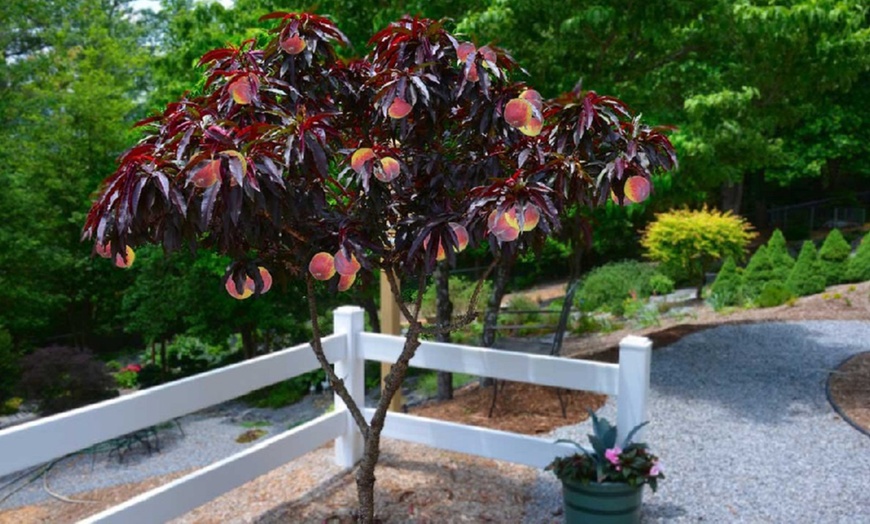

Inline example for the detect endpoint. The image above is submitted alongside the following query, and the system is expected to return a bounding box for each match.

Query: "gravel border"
[524,321,870,523]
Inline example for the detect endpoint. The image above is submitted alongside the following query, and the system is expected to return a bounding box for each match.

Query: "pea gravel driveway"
[525,321,870,523]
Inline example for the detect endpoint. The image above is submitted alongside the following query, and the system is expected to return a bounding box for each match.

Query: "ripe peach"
[228,75,258,105]
[624,176,651,203]
[338,272,356,292]
[191,159,222,188]
[351,148,375,174]
[519,116,542,137]
[504,98,533,129]
[423,233,447,261]
[466,63,479,82]
[281,34,306,55]
[225,276,254,300]
[334,250,361,276]
[487,209,520,242]
[308,252,336,281]
[479,46,497,63]
[258,266,273,294]
[449,222,469,252]
[520,205,540,232]
[376,156,400,182]
[114,246,136,269]
[95,241,112,258]
[457,42,476,62]
[519,89,543,111]
[388,97,412,119]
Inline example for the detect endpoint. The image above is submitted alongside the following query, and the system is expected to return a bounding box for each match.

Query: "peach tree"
[83,12,675,521]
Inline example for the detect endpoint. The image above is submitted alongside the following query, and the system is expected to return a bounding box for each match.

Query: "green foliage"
[756,282,795,308]
[709,257,744,308]
[19,346,118,414]
[0,327,19,401]
[642,208,756,296]
[576,261,661,316]
[415,372,476,398]
[786,241,827,296]
[622,298,660,328]
[1,397,23,416]
[818,229,852,285]
[420,276,492,319]
[242,369,325,409]
[765,229,794,282]
[648,274,675,296]
[513,237,572,289]
[161,335,228,377]
[743,246,776,299]
[844,232,870,283]
[114,369,139,389]
[136,363,168,389]
[240,420,272,428]
[501,295,543,335]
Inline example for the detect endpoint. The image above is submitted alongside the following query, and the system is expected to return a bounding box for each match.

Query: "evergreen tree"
[765,229,794,282]
[818,229,852,285]
[743,245,775,299]
[709,257,743,306]
[844,232,870,283]
[786,241,827,296]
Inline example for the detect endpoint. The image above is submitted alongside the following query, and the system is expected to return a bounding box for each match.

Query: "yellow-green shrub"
[642,207,757,298]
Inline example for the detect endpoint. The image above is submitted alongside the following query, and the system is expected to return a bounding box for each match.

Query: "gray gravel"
[524,321,870,523]
[0,393,332,509]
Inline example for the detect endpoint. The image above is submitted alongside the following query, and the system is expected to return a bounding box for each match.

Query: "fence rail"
[0,306,651,522]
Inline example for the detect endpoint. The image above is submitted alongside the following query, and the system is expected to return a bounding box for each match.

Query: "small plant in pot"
[547,411,663,524]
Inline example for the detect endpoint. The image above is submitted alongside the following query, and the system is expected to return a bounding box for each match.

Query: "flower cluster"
[546,412,664,491]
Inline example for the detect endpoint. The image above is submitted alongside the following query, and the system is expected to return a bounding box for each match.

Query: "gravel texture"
[0,393,332,510]
[524,321,870,523]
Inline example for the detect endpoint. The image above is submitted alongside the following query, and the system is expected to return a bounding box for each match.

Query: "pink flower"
[604,447,622,465]
[124,364,142,373]
[650,461,662,476]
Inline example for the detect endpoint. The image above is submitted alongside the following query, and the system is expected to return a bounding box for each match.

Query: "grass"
[415,372,477,398]
[240,419,272,428]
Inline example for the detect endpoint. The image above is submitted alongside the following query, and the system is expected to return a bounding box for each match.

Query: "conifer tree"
[786,241,827,296]
[844,232,870,283]
[818,229,851,285]
[765,229,794,282]
[709,257,743,306]
[743,245,774,299]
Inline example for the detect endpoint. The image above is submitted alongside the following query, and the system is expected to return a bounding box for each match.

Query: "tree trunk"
[721,179,744,215]
[482,255,513,349]
[241,325,255,360]
[160,339,167,374]
[434,261,453,400]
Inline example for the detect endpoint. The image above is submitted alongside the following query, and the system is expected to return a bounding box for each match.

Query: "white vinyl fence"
[0,306,651,523]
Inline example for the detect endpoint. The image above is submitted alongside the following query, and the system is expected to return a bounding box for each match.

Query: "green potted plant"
[547,411,663,524]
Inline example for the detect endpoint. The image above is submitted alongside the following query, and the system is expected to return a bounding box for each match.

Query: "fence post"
[333,306,365,468]
[616,335,652,445]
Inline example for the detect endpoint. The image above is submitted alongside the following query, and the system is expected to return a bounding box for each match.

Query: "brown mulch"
[829,352,870,433]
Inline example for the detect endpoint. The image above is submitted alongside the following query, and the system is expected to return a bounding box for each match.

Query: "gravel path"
[0,393,332,510]
[524,321,870,523]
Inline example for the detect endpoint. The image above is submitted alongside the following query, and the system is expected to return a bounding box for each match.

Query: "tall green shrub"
[641,207,756,299]
[818,229,851,285]
[786,241,827,296]
[576,261,660,316]
[709,257,743,307]
[743,245,775,299]
[844,232,870,283]
[765,229,794,282]
[0,327,19,401]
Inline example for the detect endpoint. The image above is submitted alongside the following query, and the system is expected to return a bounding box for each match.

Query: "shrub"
[137,363,169,389]
[649,274,675,296]
[845,232,870,282]
[501,295,543,335]
[743,246,775,299]
[818,229,851,285]
[19,346,118,414]
[786,241,827,296]
[765,229,794,282]
[756,282,795,308]
[576,261,660,316]
[641,207,756,298]
[709,257,743,308]
[1,397,23,415]
[420,275,493,320]
[114,369,139,389]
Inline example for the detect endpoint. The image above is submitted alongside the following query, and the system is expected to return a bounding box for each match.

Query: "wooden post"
[380,270,404,412]
[616,335,652,446]
[333,306,365,467]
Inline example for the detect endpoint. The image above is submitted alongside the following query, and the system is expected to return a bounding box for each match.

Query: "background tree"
[786,241,826,296]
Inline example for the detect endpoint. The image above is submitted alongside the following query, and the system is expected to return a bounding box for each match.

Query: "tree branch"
[306,275,370,437]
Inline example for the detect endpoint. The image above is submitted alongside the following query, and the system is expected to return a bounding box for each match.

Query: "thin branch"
[306,275,370,437]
